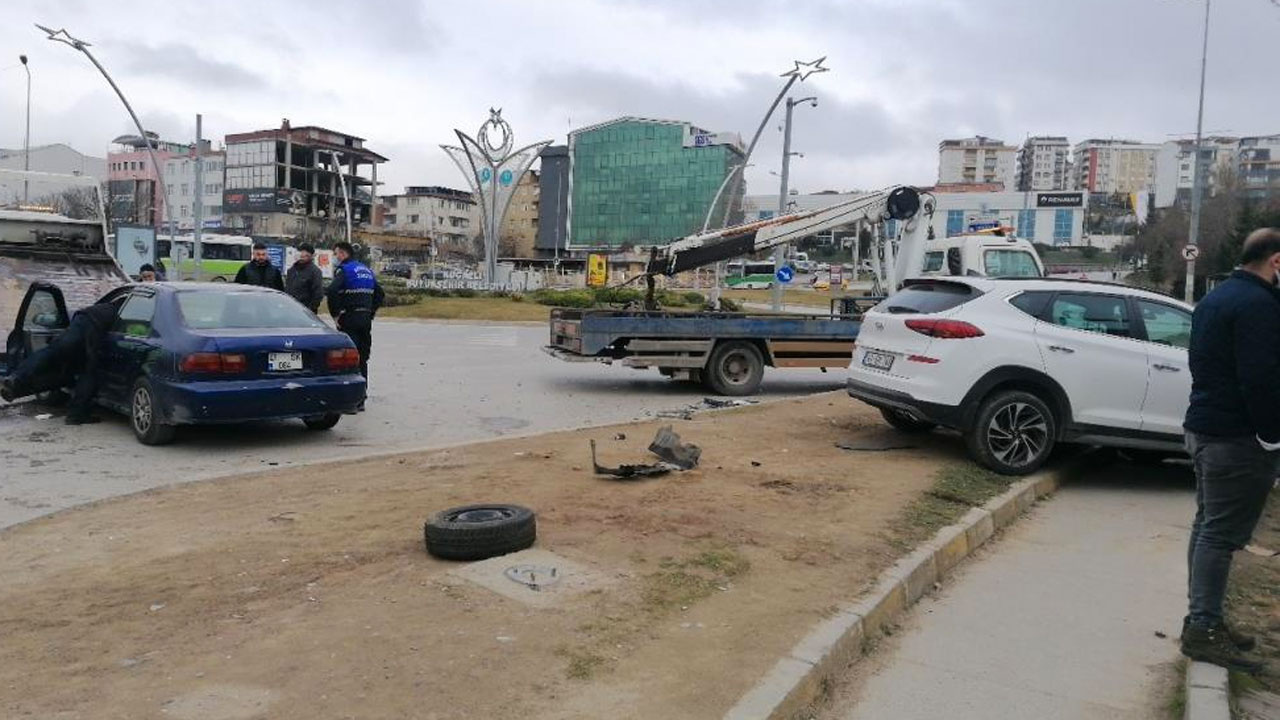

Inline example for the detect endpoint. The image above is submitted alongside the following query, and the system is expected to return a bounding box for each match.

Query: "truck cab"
[920,233,1044,279]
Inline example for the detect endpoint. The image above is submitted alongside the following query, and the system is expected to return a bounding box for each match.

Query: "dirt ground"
[0,393,971,720]
[1228,487,1280,694]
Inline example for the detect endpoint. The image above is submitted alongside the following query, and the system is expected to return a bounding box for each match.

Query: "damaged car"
[3,282,366,444]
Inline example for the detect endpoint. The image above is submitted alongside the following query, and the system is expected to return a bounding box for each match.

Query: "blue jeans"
[1185,432,1277,627]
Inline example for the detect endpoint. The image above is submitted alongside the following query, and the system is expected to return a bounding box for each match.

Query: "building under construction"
[221,119,387,242]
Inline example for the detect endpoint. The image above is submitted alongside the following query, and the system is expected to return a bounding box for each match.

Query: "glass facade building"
[568,118,744,249]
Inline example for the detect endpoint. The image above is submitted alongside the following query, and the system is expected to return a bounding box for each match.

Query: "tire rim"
[133,387,152,435]
[450,507,514,523]
[986,402,1048,468]
[719,350,754,386]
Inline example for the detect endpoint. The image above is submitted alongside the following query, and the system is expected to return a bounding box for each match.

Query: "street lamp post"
[772,95,817,310]
[36,24,177,271]
[1185,0,1211,303]
[702,57,828,307]
[19,54,30,205]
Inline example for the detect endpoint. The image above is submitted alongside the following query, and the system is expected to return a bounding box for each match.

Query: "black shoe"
[1183,616,1256,651]
[1181,623,1265,673]
[0,379,14,403]
[64,414,102,425]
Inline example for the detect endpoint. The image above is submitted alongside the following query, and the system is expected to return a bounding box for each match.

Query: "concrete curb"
[1184,661,1230,720]
[724,469,1062,720]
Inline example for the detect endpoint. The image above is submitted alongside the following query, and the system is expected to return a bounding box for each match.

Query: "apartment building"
[1016,136,1071,191]
[383,186,478,246]
[161,151,226,231]
[1153,137,1239,208]
[1071,139,1158,194]
[937,136,1018,190]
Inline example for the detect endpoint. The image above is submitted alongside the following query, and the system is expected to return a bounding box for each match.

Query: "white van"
[920,232,1044,279]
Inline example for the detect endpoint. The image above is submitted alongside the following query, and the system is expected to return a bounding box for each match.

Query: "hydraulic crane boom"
[643,186,931,298]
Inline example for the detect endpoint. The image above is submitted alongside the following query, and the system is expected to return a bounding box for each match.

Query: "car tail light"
[180,352,247,374]
[904,319,985,339]
[326,348,361,371]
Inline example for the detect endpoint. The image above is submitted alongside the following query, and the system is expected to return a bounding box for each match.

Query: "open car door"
[2,282,70,379]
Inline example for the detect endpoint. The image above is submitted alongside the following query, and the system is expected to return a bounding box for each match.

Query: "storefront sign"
[1036,192,1084,208]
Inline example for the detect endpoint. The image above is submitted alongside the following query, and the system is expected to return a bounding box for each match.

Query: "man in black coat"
[285,242,325,313]
[1180,227,1280,673]
[1,299,121,424]
[234,242,285,290]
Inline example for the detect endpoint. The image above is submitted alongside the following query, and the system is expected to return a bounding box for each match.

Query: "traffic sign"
[1182,245,1200,261]
[776,266,794,283]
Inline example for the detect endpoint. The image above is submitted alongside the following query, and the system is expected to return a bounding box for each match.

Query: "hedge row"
[381,285,731,310]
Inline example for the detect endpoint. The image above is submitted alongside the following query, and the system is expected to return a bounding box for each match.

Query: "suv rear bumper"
[846,378,965,428]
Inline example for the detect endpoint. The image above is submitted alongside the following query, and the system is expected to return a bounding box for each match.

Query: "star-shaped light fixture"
[781,57,829,82]
[35,24,90,50]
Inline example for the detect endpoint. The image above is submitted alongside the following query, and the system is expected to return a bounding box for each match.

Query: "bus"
[156,235,254,281]
[724,260,776,289]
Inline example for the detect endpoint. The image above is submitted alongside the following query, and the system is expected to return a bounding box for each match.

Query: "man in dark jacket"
[326,241,383,386]
[234,242,284,290]
[285,242,324,312]
[1,298,121,424]
[1180,228,1280,673]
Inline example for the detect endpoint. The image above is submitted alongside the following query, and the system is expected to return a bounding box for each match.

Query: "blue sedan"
[6,282,366,444]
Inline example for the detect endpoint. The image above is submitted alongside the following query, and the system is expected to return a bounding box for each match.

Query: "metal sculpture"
[442,110,550,285]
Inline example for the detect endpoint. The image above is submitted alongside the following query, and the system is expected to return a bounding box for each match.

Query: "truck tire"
[131,377,176,446]
[964,390,1056,475]
[704,340,765,396]
[424,504,536,561]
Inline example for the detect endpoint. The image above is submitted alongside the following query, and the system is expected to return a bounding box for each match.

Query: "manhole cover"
[504,564,561,591]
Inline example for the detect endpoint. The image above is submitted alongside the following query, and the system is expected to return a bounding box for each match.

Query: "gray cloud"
[121,44,265,90]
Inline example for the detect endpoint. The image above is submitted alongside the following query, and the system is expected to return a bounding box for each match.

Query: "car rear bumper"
[846,377,965,428]
[158,374,367,424]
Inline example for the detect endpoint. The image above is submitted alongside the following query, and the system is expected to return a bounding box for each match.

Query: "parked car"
[846,277,1192,474]
[4,282,366,444]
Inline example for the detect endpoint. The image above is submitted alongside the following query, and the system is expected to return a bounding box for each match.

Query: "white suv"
[846,277,1194,474]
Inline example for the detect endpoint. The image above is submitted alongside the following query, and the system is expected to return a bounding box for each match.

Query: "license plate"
[861,350,895,371]
[268,352,303,371]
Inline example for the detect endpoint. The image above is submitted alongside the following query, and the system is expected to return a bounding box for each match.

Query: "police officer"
[1,298,121,424]
[326,241,384,386]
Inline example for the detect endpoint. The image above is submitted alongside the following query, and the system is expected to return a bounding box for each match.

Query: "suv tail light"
[180,352,248,374]
[326,347,361,371]
[904,319,985,339]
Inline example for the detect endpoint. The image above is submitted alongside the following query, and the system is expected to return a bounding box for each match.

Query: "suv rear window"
[876,281,980,315]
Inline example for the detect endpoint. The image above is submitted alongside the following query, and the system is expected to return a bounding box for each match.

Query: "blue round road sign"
[776,266,794,283]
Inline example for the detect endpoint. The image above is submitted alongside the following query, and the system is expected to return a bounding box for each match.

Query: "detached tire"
[704,340,765,396]
[131,377,176,446]
[424,504,536,561]
[965,390,1056,476]
[880,407,937,434]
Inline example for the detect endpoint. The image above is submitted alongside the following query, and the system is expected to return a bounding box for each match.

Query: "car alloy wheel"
[133,386,153,436]
[986,401,1049,469]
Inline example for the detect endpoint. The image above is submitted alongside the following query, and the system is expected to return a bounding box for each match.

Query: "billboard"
[223,188,305,213]
[1036,192,1084,208]
[587,253,608,287]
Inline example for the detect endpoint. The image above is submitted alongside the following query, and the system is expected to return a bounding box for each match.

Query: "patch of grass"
[722,288,831,309]
[555,646,607,680]
[643,546,750,613]
[886,464,1015,552]
[1164,657,1187,720]
[380,297,550,322]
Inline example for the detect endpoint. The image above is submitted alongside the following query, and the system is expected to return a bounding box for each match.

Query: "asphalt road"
[826,459,1196,720]
[0,319,844,529]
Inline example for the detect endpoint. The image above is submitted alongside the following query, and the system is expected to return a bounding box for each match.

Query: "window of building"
[209,205,222,215]
[409,214,419,224]
[1053,209,1073,243]
[1017,209,1036,238]
[945,210,965,236]
[181,184,189,196]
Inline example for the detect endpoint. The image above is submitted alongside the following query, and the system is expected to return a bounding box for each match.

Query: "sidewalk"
[827,464,1193,720]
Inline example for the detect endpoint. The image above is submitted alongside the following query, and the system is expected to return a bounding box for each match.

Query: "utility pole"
[193,113,203,281]
[1185,0,1211,303]
[20,54,30,205]
[772,96,817,311]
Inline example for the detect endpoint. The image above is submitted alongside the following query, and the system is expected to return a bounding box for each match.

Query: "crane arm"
[644,186,925,279]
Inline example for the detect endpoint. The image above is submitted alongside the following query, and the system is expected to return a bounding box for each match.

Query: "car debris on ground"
[654,397,758,420]
[835,440,918,452]
[590,426,701,479]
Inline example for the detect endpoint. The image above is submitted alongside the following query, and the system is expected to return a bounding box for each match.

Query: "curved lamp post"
[703,57,828,305]
[36,24,178,274]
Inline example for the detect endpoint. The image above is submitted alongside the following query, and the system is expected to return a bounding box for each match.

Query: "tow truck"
[544,186,935,395]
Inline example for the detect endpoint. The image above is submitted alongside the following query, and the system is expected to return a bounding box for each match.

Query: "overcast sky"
[3,0,1279,197]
